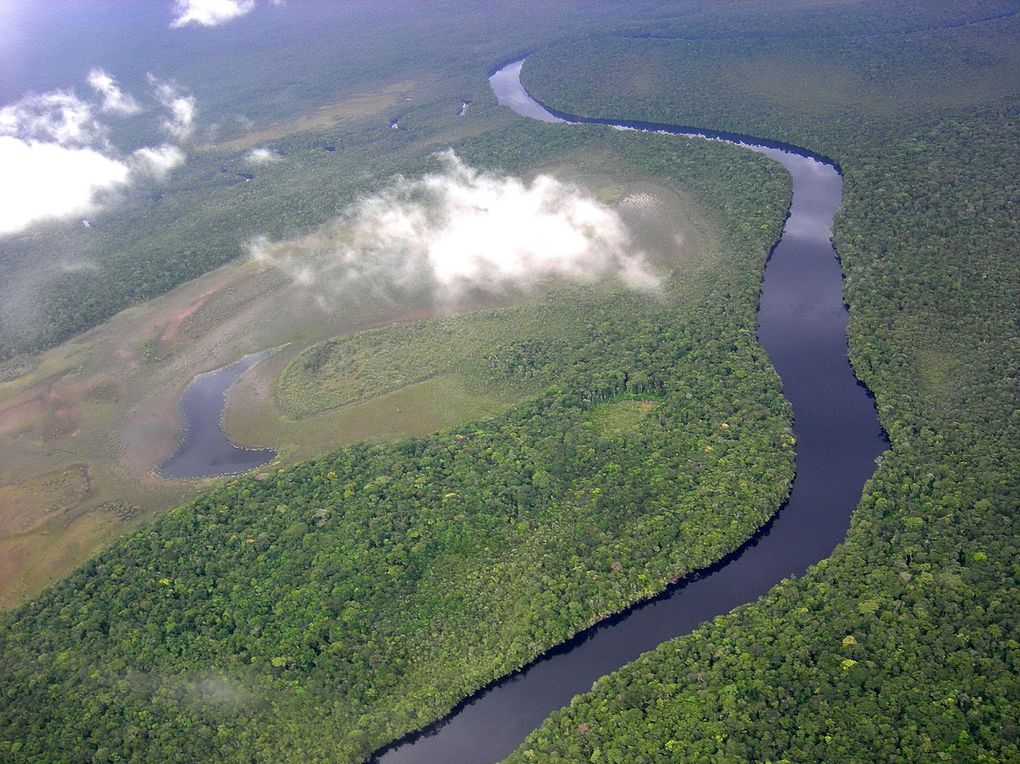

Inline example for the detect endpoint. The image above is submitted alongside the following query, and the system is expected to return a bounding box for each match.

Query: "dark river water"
[373,59,888,763]
[156,350,276,479]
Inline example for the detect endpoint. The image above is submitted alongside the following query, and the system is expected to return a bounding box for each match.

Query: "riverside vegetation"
[0,114,796,759]
[1,1,1015,762]
[0,2,769,606]
[508,2,1020,761]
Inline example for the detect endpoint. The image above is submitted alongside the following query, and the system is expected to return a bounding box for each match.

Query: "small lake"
[155,350,276,479]
[372,58,888,764]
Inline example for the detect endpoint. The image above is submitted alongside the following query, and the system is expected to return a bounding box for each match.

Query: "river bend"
[373,58,888,763]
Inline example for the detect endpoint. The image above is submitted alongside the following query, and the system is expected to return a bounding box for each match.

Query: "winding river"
[156,350,276,479]
[372,59,888,763]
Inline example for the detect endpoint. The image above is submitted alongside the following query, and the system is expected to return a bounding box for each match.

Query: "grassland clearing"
[0,149,709,608]
[204,81,419,153]
[0,122,793,759]
[591,398,659,438]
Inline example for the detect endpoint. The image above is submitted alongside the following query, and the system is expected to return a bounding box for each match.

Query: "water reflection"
[156,350,276,479]
[373,59,886,764]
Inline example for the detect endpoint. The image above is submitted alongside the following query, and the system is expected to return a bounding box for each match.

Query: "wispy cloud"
[0,90,105,146]
[87,69,142,116]
[132,144,186,179]
[246,147,281,165]
[250,151,658,307]
[0,72,192,236]
[171,0,256,28]
[149,76,196,139]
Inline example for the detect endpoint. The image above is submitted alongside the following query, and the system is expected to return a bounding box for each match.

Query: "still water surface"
[373,59,887,763]
[156,350,276,479]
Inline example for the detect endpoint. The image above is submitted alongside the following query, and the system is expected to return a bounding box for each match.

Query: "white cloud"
[87,69,142,116]
[171,0,256,28]
[0,90,104,146]
[132,143,186,179]
[0,72,190,237]
[149,76,196,139]
[251,151,658,305]
[0,136,131,235]
[246,147,280,164]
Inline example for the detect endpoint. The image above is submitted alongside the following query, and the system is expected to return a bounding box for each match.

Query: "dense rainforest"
[510,3,1020,761]
[0,122,795,760]
[1,2,1016,762]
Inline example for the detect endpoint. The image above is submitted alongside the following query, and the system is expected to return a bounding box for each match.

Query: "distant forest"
[513,2,1020,761]
[0,2,1017,763]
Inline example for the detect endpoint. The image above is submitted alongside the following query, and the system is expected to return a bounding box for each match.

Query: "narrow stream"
[372,58,888,763]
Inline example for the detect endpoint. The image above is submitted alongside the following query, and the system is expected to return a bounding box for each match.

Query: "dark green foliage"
[6,2,1013,761]
[509,3,1020,762]
[0,128,793,761]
